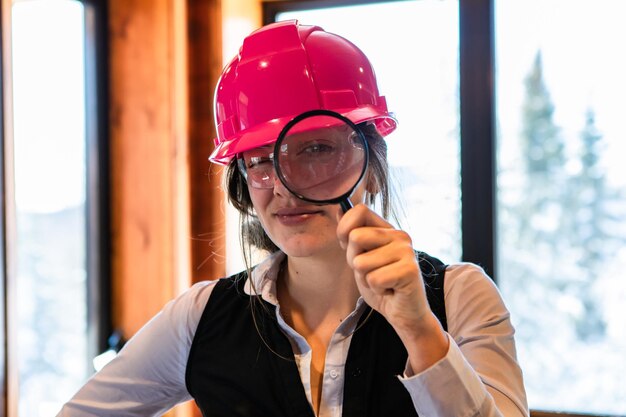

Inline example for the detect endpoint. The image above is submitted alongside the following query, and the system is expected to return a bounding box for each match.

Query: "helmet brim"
[209,105,397,165]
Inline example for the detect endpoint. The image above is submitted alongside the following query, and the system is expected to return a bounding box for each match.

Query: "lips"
[275,207,322,216]
[273,206,324,225]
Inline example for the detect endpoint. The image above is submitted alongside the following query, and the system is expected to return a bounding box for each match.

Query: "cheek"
[248,187,272,215]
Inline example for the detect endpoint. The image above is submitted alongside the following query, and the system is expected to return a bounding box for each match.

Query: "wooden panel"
[187,0,226,283]
[109,0,190,340]
[108,0,227,415]
[109,0,194,415]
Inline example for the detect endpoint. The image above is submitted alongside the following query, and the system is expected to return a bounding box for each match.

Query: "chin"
[273,233,341,259]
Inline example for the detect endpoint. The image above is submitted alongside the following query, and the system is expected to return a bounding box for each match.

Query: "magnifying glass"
[273,109,369,212]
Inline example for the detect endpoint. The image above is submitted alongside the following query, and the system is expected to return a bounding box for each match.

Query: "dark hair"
[226,123,394,255]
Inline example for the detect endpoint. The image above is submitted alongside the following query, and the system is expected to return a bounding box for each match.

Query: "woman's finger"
[336,204,391,248]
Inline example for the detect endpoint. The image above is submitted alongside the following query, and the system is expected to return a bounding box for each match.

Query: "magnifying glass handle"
[339,198,353,213]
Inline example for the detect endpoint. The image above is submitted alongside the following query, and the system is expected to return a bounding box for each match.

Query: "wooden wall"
[109,0,189,339]
[108,0,264,414]
[108,0,227,414]
[109,0,222,345]
[109,0,224,416]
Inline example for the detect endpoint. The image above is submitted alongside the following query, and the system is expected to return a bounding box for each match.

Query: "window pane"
[496,1,626,414]
[11,1,89,415]
[273,1,461,261]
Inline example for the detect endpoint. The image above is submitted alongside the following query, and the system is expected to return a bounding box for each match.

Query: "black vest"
[185,252,447,417]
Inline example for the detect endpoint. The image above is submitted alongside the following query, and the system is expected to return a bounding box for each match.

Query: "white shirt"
[58,252,529,417]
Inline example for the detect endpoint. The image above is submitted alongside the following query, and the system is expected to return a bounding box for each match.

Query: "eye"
[246,154,273,169]
[298,142,335,156]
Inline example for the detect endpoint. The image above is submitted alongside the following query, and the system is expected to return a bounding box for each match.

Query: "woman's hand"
[336,204,449,373]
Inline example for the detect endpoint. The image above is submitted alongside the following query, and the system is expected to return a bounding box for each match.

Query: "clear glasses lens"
[238,151,275,189]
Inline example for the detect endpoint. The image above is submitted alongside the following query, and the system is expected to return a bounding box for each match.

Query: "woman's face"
[241,144,366,258]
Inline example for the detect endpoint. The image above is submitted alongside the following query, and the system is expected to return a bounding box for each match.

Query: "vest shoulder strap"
[417,250,448,331]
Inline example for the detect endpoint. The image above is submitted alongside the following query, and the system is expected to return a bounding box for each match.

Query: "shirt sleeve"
[56,280,218,417]
[397,263,529,417]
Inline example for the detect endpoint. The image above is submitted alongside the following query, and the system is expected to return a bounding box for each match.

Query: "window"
[266,0,626,415]
[4,0,109,415]
[495,0,626,414]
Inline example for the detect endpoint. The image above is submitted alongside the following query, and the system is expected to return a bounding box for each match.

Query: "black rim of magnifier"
[273,109,369,211]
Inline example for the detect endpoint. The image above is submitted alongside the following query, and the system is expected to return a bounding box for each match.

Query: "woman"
[58,20,528,417]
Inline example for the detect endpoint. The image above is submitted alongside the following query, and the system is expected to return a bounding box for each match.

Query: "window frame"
[82,0,112,361]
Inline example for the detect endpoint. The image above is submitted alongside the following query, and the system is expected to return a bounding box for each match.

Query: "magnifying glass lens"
[275,113,367,205]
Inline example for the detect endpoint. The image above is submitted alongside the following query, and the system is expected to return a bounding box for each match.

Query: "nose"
[271,170,291,197]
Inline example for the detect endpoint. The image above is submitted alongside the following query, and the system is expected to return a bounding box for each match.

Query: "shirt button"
[329,370,339,379]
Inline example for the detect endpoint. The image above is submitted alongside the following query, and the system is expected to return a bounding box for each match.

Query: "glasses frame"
[237,152,276,189]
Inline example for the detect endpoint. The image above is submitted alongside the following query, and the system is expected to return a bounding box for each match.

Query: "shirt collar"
[243,251,286,306]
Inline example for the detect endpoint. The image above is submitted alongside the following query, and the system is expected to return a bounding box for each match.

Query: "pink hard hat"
[209,20,397,165]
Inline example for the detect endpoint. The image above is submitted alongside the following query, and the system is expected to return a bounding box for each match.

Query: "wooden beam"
[187,0,226,284]
[109,0,190,345]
